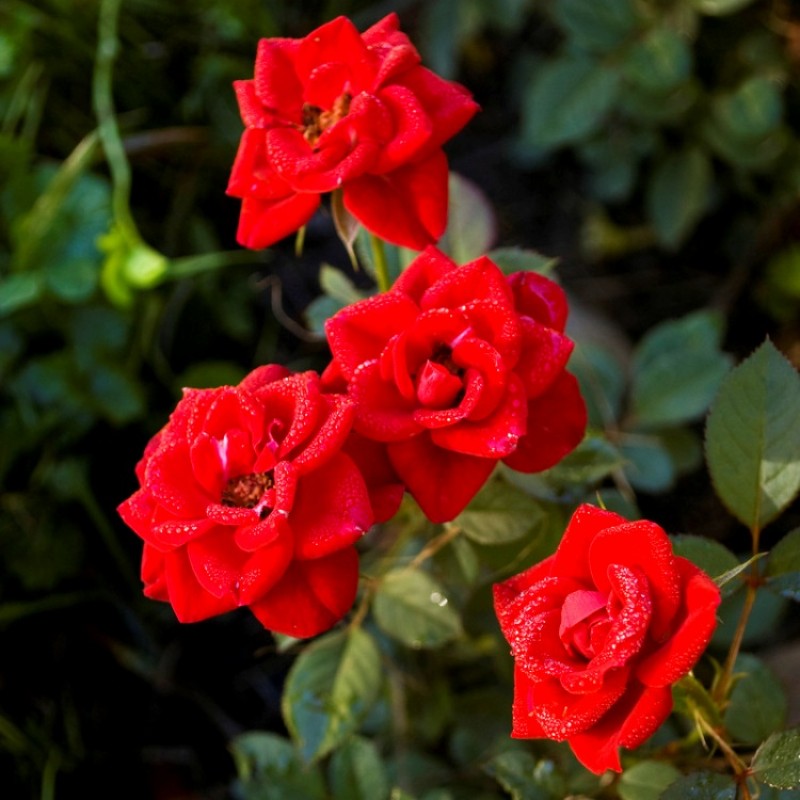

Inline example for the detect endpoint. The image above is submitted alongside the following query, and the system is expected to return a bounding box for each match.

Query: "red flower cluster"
[494,504,721,774]
[117,366,374,638]
[226,13,478,251]
[324,246,587,522]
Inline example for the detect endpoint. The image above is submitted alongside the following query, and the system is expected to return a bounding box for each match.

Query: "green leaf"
[439,172,497,265]
[623,28,692,93]
[659,771,737,799]
[692,0,758,16]
[723,654,787,746]
[230,731,326,800]
[705,339,800,529]
[766,527,800,601]
[712,77,783,142]
[670,535,740,596]
[712,586,787,649]
[618,760,681,800]
[570,343,627,428]
[540,434,623,487]
[646,147,712,249]
[619,435,675,493]
[455,476,546,545]
[672,674,723,728]
[631,311,731,428]
[318,265,366,305]
[329,736,390,800]
[751,727,800,788]
[331,189,361,268]
[373,569,463,649]
[552,0,639,54]
[520,56,620,150]
[488,247,558,276]
[0,272,42,317]
[281,628,382,763]
[483,750,556,800]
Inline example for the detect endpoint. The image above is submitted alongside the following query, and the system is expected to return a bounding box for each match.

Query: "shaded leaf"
[660,772,736,799]
[618,760,681,800]
[373,569,462,649]
[705,340,800,529]
[282,628,382,763]
[766,527,800,601]
[670,535,740,596]
[440,172,497,265]
[752,728,800,788]
[724,654,787,746]
[483,750,556,800]
[329,736,390,800]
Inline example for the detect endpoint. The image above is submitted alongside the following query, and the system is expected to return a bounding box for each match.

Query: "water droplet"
[430,592,448,607]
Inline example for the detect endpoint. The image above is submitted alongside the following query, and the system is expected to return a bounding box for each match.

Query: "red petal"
[265,127,379,193]
[502,371,587,473]
[344,150,449,250]
[163,548,238,622]
[291,393,356,474]
[392,246,457,302]
[238,364,292,393]
[635,558,721,687]
[420,255,513,316]
[551,504,629,585]
[508,271,569,332]
[226,128,293,200]
[516,318,574,400]
[398,66,479,153]
[325,291,419,378]
[235,193,320,250]
[567,684,673,774]
[388,435,495,522]
[146,440,209,518]
[511,665,547,739]
[531,668,629,740]
[290,453,373,559]
[342,430,405,524]
[430,372,527,458]
[362,14,421,87]
[589,520,680,642]
[296,17,374,90]
[349,360,421,441]
[253,38,303,120]
[249,548,360,638]
[493,556,556,630]
[373,84,433,172]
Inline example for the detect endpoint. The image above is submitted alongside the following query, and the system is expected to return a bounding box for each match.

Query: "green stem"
[166,249,264,281]
[369,233,391,293]
[93,0,135,232]
[714,523,761,705]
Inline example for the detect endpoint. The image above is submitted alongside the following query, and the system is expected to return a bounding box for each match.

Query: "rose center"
[559,589,611,660]
[415,343,465,409]
[221,471,274,519]
[302,92,352,146]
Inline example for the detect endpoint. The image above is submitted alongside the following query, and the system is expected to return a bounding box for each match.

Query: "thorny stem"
[714,523,761,705]
[370,233,392,293]
[696,715,753,800]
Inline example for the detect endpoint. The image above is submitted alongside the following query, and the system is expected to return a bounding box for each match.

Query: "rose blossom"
[226,13,478,251]
[323,246,587,523]
[493,504,721,774]
[117,365,374,638]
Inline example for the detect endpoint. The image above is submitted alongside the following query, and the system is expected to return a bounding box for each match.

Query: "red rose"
[493,504,721,774]
[226,13,479,251]
[117,365,374,638]
[323,246,587,523]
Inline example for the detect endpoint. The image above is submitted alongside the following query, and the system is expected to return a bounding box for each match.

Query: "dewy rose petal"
[323,246,587,523]
[117,365,374,638]
[493,504,721,774]
[226,13,479,251]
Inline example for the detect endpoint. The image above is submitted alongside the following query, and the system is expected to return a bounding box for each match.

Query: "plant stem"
[696,716,753,800]
[714,523,761,704]
[408,523,461,570]
[369,233,392,293]
[93,0,134,228]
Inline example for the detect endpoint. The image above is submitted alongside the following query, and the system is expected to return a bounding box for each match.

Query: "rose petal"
[162,548,238,623]
[234,193,321,250]
[511,665,548,739]
[502,371,587,474]
[253,38,303,119]
[391,245,457,302]
[349,360,421,441]
[249,548,360,638]
[635,558,721,687]
[508,271,569,332]
[344,150,449,250]
[388,434,496,523]
[567,684,673,774]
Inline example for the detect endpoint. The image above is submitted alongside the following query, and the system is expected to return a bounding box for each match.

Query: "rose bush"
[323,246,587,522]
[226,13,479,251]
[493,503,721,774]
[117,365,374,638]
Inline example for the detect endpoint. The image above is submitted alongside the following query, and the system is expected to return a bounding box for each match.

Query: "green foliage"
[659,772,737,799]
[751,728,800,789]
[281,628,382,763]
[766,527,800,601]
[723,654,787,746]
[618,760,681,800]
[705,339,800,530]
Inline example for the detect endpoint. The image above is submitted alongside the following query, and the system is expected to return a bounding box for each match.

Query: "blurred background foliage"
[2,0,800,797]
